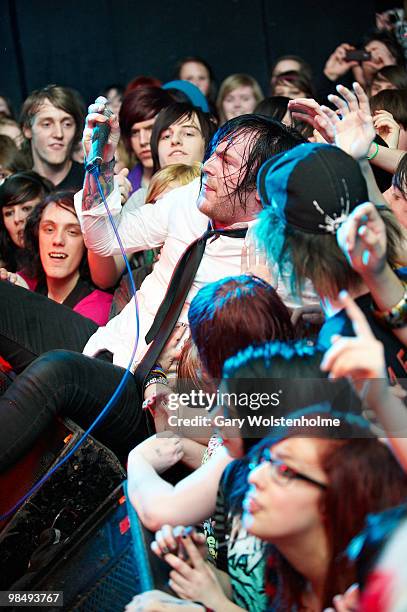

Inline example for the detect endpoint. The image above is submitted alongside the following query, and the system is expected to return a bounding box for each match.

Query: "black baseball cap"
[257,143,369,234]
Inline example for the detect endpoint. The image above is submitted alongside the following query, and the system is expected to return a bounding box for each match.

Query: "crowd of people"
[2,11,407,611]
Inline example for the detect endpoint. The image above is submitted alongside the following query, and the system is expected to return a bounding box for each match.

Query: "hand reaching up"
[82,96,120,164]
[320,291,385,380]
[336,202,387,278]
[324,82,375,159]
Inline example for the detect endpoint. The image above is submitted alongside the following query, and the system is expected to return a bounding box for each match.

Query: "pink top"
[72,289,113,325]
[19,273,113,326]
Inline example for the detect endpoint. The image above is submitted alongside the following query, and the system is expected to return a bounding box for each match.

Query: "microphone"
[85,97,114,173]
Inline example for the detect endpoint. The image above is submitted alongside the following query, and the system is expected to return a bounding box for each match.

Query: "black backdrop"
[2,0,376,112]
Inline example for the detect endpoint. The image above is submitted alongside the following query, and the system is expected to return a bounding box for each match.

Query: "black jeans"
[0,283,148,472]
[0,282,98,373]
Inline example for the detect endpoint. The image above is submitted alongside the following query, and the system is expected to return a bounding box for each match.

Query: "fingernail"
[339,290,348,300]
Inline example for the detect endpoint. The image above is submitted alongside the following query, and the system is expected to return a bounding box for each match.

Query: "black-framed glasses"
[253,447,328,490]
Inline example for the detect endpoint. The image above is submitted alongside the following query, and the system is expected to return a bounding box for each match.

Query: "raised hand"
[82,96,120,164]
[288,98,335,143]
[336,202,387,277]
[320,291,385,380]
[373,109,400,149]
[324,82,375,159]
[324,43,359,81]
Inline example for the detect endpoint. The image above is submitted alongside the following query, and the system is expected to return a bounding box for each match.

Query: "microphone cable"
[0,166,140,520]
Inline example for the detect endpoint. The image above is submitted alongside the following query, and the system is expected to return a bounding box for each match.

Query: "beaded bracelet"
[371,287,407,329]
[367,142,379,161]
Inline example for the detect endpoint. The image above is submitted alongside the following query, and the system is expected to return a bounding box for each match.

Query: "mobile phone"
[345,49,372,62]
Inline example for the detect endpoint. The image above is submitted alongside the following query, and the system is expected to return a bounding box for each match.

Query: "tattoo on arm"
[82,160,115,211]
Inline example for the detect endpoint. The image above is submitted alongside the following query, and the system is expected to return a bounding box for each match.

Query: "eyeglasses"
[252,448,327,490]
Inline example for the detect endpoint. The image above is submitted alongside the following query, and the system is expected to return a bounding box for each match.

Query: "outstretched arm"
[81,97,120,210]
[295,82,406,175]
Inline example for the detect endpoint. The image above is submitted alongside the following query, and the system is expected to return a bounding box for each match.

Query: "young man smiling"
[20,84,85,190]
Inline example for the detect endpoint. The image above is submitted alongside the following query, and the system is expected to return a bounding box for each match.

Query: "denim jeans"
[0,283,148,471]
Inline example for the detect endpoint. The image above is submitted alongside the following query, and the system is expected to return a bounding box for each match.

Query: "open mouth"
[48,252,68,260]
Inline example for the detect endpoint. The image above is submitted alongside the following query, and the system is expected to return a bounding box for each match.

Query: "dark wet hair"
[203,114,305,212]
[150,102,216,171]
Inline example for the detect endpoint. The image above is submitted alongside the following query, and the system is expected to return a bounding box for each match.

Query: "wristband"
[151,362,166,376]
[371,287,407,328]
[367,142,379,161]
[144,376,168,390]
[100,158,115,173]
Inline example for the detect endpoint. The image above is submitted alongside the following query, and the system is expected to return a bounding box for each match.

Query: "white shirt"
[75,178,319,372]
[75,178,252,371]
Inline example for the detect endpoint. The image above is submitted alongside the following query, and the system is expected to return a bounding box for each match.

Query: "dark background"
[0,0,389,113]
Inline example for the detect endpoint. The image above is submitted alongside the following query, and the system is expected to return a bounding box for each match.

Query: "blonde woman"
[217,74,263,124]
[145,162,201,203]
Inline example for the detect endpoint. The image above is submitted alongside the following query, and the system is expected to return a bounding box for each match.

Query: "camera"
[345,49,372,62]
